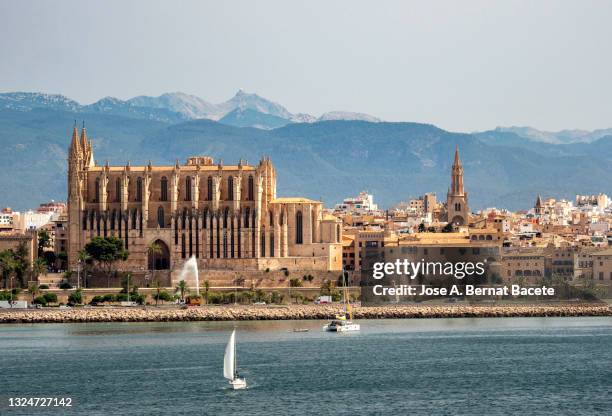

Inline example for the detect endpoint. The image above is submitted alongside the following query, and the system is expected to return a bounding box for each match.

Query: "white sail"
[223,330,236,380]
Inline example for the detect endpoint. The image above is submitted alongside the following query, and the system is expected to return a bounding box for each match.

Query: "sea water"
[1,317,611,415]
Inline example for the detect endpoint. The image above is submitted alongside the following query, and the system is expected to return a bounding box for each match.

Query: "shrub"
[90,295,104,305]
[103,294,115,302]
[43,292,58,304]
[68,289,82,305]
[38,284,49,290]
[115,293,128,302]
[33,295,47,305]
[59,280,72,290]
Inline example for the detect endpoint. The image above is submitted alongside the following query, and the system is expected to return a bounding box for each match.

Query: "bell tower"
[446,145,469,226]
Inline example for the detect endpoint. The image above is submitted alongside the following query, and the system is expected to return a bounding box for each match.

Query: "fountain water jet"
[179,256,199,296]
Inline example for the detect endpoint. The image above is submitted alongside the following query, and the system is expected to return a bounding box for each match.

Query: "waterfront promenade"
[1,303,610,324]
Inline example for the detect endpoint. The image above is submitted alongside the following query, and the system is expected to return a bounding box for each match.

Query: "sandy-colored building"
[66,127,342,284]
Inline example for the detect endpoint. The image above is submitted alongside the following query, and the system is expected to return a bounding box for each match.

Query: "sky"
[1,0,611,132]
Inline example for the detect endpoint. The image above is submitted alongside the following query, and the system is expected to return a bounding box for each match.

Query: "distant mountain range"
[0,90,380,129]
[1,90,611,211]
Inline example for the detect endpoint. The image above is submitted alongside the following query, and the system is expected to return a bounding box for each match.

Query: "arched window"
[248,175,254,200]
[160,177,168,201]
[136,177,143,202]
[280,211,284,226]
[115,178,121,202]
[94,178,100,202]
[269,211,274,227]
[202,208,208,229]
[260,231,266,257]
[182,208,188,229]
[244,208,250,228]
[131,209,137,229]
[223,207,229,228]
[157,206,165,228]
[110,209,116,230]
[207,176,213,200]
[270,233,274,257]
[337,224,341,243]
[296,211,303,244]
[185,176,192,201]
[228,176,234,201]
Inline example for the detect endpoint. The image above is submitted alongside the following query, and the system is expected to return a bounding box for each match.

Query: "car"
[253,301,266,305]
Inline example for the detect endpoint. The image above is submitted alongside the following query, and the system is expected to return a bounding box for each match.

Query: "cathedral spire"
[80,121,88,151]
[69,124,81,157]
[453,144,461,167]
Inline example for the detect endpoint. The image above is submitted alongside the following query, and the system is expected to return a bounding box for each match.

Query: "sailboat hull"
[230,378,247,390]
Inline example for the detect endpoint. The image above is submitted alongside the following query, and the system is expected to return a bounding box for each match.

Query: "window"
[269,211,274,227]
[94,178,100,202]
[160,177,168,201]
[228,176,234,201]
[115,178,121,202]
[244,208,250,228]
[248,175,254,200]
[296,211,303,244]
[185,176,192,201]
[207,176,213,200]
[131,210,137,229]
[599,272,604,280]
[136,177,143,202]
[157,206,165,228]
[224,207,229,228]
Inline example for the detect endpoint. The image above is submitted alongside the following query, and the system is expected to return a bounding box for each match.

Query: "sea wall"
[0,303,610,324]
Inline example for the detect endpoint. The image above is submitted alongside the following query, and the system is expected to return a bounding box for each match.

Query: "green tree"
[0,250,17,289]
[442,223,454,233]
[153,280,162,307]
[204,280,210,304]
[37,229,51,256]
[320,279,334,296]
[28,283,39,303]
[153,290,173,304]
[12,242,30,287]
[84,237,129,287]
[30,257,47,282]
[68,288,83,305]
[175,280,188,302]
[418,222,426,232]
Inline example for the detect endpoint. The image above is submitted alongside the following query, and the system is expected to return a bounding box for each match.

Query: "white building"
[334,191,379,215]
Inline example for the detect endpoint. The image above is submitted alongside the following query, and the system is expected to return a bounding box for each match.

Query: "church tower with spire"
[67,123,93,269]
[446,145,469,226]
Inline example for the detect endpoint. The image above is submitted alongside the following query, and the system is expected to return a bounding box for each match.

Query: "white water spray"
[179,256,199,295]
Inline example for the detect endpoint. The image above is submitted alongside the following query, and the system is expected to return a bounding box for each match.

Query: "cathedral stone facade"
[446,146,469,226]
[67,127,342,282]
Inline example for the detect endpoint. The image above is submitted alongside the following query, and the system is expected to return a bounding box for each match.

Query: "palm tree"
[78,249,91,288]
[30,258,47,283]
[28,283,39,303]
[0,250,17,290]
[148,241,162,271]
[175,280,188,302]
[204,280,210,305]
[153,280,161,307]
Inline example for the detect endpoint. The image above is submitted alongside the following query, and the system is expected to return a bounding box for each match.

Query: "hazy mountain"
[490,126,612,144]
[0,92,81,112]
[0,90,379,129]
[3,105,612,212]
[219,107,293,129]
[318,111,381,123]
[0,92,187,123]
[128,92,217,119]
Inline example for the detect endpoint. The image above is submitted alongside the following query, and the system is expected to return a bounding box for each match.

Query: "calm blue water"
[1,317,611,415]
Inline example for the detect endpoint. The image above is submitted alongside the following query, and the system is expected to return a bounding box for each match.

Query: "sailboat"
[224,329,247,390]
[323,271,360,332]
